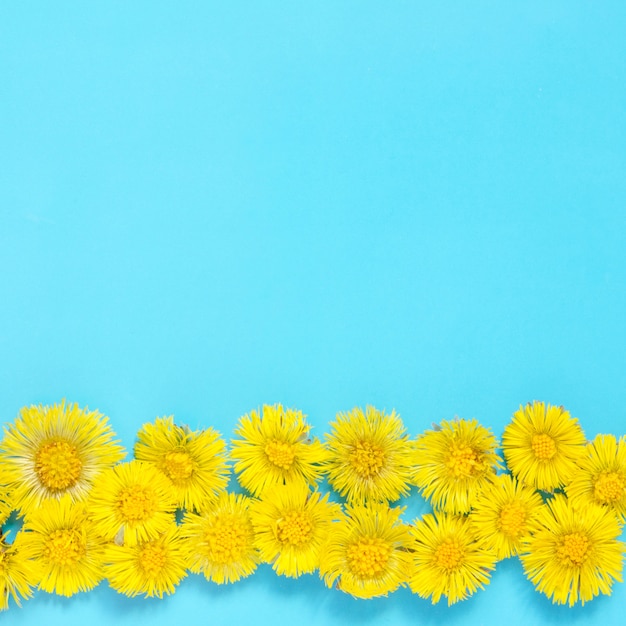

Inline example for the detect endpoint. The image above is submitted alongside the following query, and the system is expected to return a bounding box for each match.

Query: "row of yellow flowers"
[0,401,624,610]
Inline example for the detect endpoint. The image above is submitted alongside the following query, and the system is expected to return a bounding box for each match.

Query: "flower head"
[0,490,11,526]
[325,406,414,504]
[566,434,626,523]
[412,418,502,514]
[0,532,39,611]
[134,416,229,511]
[250,482,342,578]
[19,495,106,597]
[502,401,586,492]
[319,502,412,599]
[181,491,259,584]
[230,405,327,497]
[87,460,177,546]
[469,473,544,560]
[520,494,625,606]
[409,511,496,605]
[0,401,125,516]
[104,522,188,598]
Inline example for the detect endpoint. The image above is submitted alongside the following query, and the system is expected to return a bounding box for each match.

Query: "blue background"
[1,2,625,624]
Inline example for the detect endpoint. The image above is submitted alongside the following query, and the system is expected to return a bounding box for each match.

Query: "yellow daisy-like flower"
[318,502,412,599]
[412,418,502,514]
[502,401,586,492]
[230,404,327,497]
[0,490,11,526]
[0,532,39,611]
[19,495,106,597]
[249,481,343,578]
[520,493,625,606]
[409,511,496,605]
[567,434,626,523]
[87,460,176,546]
[134,416,229,511]
[325,406,414,504]
[0,401,125,516]
[104,522,188,598]
[181,491,259,584]
[469,473,544,560]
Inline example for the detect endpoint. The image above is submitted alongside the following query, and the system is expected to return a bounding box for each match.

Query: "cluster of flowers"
[0,400,625,611]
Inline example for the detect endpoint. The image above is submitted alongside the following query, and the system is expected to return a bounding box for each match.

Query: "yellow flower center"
[350,441,385,478]
[557,532,590,567]
[204,517,249,564]
[43,528,86,565]
[35,440,83,491]
[264,439,296,470]
[593,471,625,504]
[276,511,313,546]
[434,538,464,571]
[445,442,479,478]
[117,485,158,522]
[498,501,527,538]
[138,542,168,577]
[346,537,391,578]
[162,450,194,482]
[531,433,557,460]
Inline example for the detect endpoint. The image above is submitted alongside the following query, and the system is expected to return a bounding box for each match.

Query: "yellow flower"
[0,532,39,611]
[134,416,229,511]
[87,460,177,546]
[104,523,188,598]
[0,490,11,526]
[325,406,414,504]
[502,401,586,492]
[19,495,106,597]
[0,401,125,516]
[180,491,259,584]
[520,494,625,606]
[469,473,543,560]
[412,418,502,514]
[249,481,342,578]
[409,511,496,605]
[230,405,327,497]
[567,434,626,523]
[318,502,412,599]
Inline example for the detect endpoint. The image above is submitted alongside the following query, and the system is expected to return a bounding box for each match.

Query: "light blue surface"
[1,2,626,624]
